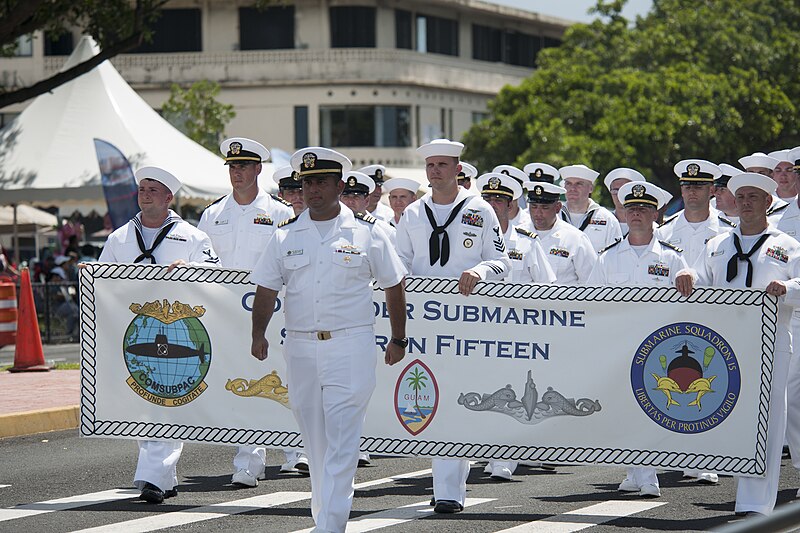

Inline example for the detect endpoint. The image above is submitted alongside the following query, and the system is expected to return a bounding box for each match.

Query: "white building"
[1,0,570,168]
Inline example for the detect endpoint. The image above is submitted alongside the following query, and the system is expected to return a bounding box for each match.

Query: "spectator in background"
[79,244,98,263]
[59,212,84,254]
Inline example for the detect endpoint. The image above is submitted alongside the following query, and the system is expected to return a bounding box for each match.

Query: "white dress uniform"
[197,189,294,478]
[655,207,736,266]
[690,227,800,514]
[561,199,622,253]
[503,226,556,283]
[509,207,533,231]
[198,190,294,269]
[370,201,394,223]
[251,204,405,532]
[396,189,510,507]
[537,219,597,285]
[99,209,219,493]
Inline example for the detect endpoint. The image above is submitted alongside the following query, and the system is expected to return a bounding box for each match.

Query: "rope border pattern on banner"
[78,268,775,475]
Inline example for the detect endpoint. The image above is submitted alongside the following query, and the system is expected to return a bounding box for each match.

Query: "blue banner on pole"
[93,139,139,230]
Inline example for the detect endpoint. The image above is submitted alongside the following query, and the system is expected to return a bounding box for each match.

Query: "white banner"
[79,263,777,477]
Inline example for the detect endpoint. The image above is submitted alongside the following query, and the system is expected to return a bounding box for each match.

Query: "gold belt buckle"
[317,331,332,341]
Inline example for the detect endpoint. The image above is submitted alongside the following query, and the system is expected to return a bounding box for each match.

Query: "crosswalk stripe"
[353,467,433,490]
[0,485,10,489]
[0,488,140,522]
[289,498,496,533]
[72,492,311,533]
[494,500,666,532]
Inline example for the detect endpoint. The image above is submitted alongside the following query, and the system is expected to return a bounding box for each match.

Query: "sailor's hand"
[675,272,694,297]
[766,280,787,297]
[458,270,481,296]
[252,337,269,361]
[385,343,405,366]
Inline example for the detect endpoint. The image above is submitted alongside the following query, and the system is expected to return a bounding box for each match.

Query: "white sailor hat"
[768,149,792,163]
[559,164,600,184]
[603,168,645,191]
[790,146,800,169]
[458,162,478,180]
[715,163,743,187]
[383,177,420,195]
[342,171,375,195]
[417,138,464,159]
[523,163,559,184]
[738,152,779,171]
[728,172,778,195]
[523,181,565,204]
[618,181,670,210]
[272,165,301,189]
[220,137,269,165]
[135,166,182,195]
[358,164,386,185]
[491,165,527,185]
[673,159,720,183]
[290,147,352,179]
[477,172,522,201]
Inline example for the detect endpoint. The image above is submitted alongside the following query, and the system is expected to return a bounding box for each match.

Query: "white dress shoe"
[490,465,513,481]
[639,483,661,498]
[618,477,639,492]
[232,469,258,487]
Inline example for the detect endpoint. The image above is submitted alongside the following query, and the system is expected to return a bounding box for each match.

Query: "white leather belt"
[286,325,373,341]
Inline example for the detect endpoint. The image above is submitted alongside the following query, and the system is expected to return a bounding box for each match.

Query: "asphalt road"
[2,430,800,532]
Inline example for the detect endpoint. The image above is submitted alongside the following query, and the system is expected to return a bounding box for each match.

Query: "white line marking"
[73,492,311,533]
[0,485,10,489]
[0,489,140,522]
[290,498,496,533]
[353,467,432,490]
[495,500,667,532]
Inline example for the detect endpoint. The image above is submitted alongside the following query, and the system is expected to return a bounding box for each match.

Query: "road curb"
[0,405,79,438]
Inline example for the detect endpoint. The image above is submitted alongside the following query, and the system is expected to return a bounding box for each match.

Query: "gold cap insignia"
[347,176,357,187]
[534,185,544,196]
[632,183,646,198]
[687,163,700,177]
[291,171,300,181]
[303,152,317,169]
[534,168,543,178]
[488,176,501,190]
[230,142,242,155]
[375,169,383,179]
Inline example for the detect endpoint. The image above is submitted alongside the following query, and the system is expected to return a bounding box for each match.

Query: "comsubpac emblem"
[395,359,439,435]
[123,299,211,407]
[631,322,740,434]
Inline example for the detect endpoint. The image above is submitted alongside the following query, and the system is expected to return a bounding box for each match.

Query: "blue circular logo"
[631,322,740,434]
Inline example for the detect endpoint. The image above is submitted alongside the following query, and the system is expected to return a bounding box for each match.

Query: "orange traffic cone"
[9,268,49,372]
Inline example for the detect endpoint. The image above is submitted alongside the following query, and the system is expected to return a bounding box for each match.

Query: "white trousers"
[133,440,182,491]
[432,458,470,505]
[735,349,790,515]
[233,445,266,476]
[626,467,658,488]
[285,331,376,533]
[488,460,518,475]
[785,313,800,468]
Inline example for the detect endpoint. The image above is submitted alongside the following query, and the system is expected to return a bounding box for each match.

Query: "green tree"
[405,367,429,419]
[462,0,800,199]
[161,81,236,153]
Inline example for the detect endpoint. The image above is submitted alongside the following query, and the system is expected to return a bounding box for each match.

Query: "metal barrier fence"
[715,501,800,532]
[27,281,80,344]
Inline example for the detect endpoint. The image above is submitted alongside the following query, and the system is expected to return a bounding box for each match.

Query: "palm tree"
[406,367,429,419]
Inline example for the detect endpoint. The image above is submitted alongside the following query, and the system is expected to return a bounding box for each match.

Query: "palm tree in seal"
[406,367,429,419]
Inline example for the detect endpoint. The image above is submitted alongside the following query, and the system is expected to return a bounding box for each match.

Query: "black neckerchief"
[424,198,470,267]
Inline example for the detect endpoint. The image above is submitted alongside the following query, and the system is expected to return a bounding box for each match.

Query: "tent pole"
[12,204,20,266]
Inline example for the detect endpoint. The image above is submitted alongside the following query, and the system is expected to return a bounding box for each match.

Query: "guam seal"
[123,299,211,407]
[395,359,439,436]
[631,322,740,434]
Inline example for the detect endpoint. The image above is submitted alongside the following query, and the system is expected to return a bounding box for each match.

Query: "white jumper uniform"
[560,199,622,253]
[370,201,394,223]
[396,187,510,506]
[99,210,219,492]
[251,205,405,533]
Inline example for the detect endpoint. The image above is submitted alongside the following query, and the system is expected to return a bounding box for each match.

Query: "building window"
[239,6,295,50]
[472,111,489,124]
[418,14,458,56]
[472,25,562,67]
[472,24,502,62]
[395,9,412,49]
[44,32,74,56]
[133,8,202,53]
[330,6,376,48]
[320,106,411,147]
[294,106,308,149]
[506,31,538,68]
[13,35,33,57]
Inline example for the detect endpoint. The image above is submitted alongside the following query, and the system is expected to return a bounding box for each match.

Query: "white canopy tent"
[0,36,263,213]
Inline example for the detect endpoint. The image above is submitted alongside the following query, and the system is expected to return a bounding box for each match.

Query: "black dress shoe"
[140,482,165,504]
[434,499,463,514]
[735,511,765,517]
[430,497,436,507]
[164,487,178,498]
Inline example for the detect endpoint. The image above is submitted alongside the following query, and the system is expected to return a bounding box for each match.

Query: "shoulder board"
[278,216,298,228]
[355,212,377,224]
[271,193,293,208]
[718,214,737,228]
[766,203,789,217]
[597,238,622,255]
[203,195,226,210]
[658,213,679,227]
[659,240,683,253]
[515,227,538,239]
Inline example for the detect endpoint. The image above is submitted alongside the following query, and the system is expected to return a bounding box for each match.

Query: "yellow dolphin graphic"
[651,373,681,409]
[686,376,716,410]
